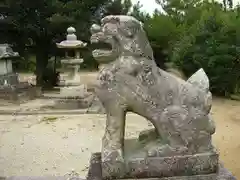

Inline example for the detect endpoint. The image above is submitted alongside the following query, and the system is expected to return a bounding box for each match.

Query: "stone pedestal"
[42,85,105,113]
[0,67,41,103]
[52,26,92,109]
[47,86,93,110]
[87,153,236,180]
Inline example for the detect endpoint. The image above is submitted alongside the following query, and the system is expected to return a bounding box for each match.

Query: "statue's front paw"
[101,148,125,179]
[102,148,124,162]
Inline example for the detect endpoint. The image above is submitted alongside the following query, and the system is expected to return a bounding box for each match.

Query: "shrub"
[171,10,240,96]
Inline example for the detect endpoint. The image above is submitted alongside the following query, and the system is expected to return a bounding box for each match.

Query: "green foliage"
[1,0,136,86]
[130,2,151,23]
[144,12,184,66]
[148,0,240,96]
[103,0,132,16]
[13,54,36,73]
[166,1,240,96]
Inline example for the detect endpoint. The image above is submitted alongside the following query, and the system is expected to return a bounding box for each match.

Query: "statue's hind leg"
[147,106,189,157]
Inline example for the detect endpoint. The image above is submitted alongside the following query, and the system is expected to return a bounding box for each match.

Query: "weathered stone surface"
[90,15,229,179]
[187,69,210,92]
[86,153,236,180]
[92,149,219,179]
[0,44,19,59]
[87,95,105,114]
[0,80,41,103]
[41,90,105,113]
[125,152,218,178]
[0,73,19,85]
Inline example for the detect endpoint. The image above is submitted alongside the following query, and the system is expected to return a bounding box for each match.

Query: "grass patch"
[40,116,58,124]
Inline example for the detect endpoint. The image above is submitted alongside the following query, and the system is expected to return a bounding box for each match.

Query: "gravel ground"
[0,113,151,177]
[0,72,239,179]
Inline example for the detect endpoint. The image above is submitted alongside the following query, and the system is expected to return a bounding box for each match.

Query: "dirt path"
[0,98,239,178]
[211,98,240,178]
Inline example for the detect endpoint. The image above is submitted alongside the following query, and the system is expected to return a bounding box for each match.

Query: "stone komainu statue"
[90,15,218,179]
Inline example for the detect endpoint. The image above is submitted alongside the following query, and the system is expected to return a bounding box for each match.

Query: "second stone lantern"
[56,26,87,86]
[56,26,89,98]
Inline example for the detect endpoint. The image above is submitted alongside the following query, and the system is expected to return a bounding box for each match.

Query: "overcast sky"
[131,0,240,14]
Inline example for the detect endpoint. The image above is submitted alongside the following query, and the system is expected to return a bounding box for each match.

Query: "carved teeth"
[90,37,99,44]
[92,49,112,57]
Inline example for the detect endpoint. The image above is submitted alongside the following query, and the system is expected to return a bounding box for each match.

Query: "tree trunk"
[35,39,49,86]
[223,0,226,11]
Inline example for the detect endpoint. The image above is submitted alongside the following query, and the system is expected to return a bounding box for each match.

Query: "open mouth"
[92,42,112,52]
[92,43,113,59]
[91,36,114,59]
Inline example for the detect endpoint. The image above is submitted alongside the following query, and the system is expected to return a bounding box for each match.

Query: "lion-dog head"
[90,15,154,64]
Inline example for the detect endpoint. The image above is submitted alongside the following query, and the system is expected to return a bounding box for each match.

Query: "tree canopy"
[1,0,112,85]
[0,0,240,96]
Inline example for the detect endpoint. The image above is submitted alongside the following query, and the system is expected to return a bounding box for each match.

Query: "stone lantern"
[56,26,87,86]
[0,44,40,102]
[0,44,19,85]
[43,26,94,109]
[42,27,104,112]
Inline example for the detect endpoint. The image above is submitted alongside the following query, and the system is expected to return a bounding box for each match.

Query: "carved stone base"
[53,94,93,110]
[0,85,41,103]
[86,153,236,180]
[99,138,219,179]
[42,92,105,113]
[0,73,41,103]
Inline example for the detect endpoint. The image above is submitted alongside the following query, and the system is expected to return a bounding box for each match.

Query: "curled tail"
[187,68,209,93]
